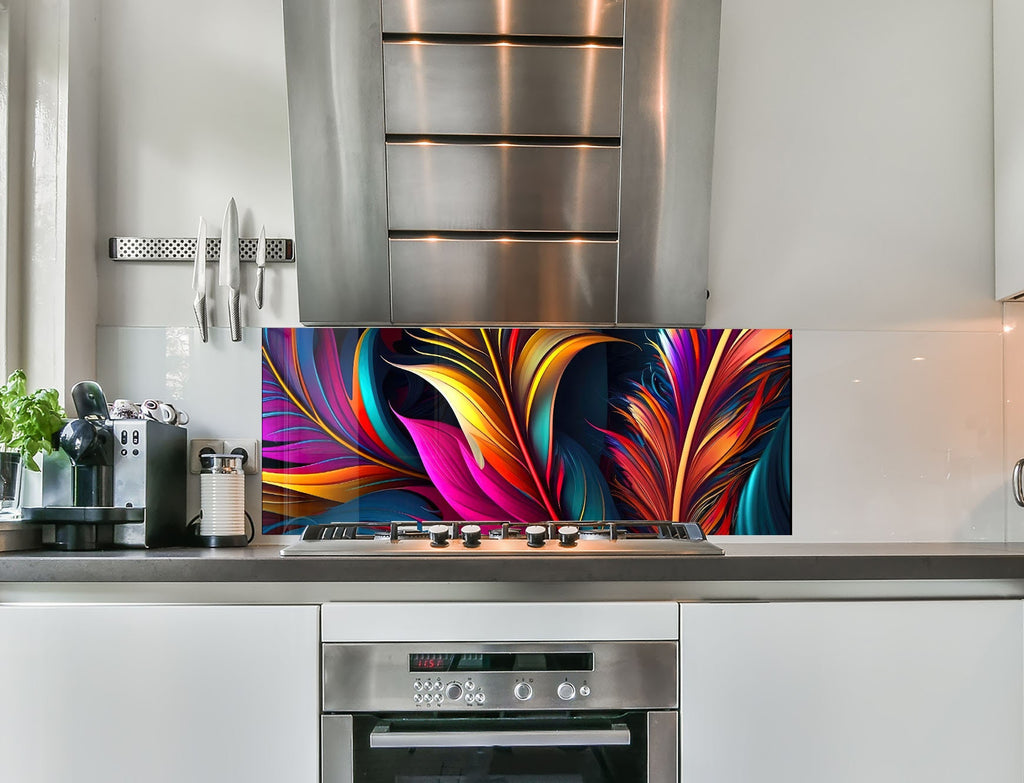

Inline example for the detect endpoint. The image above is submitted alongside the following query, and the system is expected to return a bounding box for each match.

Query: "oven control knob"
[461,524,482,548]
[557,525,580,546]
[557,682,576,701]
[525,525,547,548]
[445,682,464,701]
[428,524,450,547]
[513,682,533,701]
[579,685,591,697]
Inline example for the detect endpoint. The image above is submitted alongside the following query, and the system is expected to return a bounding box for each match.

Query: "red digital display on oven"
[410,654,454,672]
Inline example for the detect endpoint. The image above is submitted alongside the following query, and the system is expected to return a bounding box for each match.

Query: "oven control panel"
[409,674,592,708]
[322,641,678,713]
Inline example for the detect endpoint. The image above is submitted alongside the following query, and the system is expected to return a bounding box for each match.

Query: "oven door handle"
[369,723,632,749]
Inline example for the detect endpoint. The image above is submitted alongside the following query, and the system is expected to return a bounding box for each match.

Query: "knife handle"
[229,289,241,342]
[254,267,265,310]
[193,294,209,343]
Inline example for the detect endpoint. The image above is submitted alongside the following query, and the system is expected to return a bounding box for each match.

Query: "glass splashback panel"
[262,328,791,535]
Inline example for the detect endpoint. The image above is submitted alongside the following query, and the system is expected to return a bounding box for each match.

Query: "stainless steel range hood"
[283,0,721,326]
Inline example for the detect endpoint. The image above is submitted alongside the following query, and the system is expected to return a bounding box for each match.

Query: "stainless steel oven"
[321,640,678,782]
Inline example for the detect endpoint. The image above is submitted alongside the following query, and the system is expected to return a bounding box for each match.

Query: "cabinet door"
[680,601,1023,783]
[0,604,319,783]
[996,0,1024,299]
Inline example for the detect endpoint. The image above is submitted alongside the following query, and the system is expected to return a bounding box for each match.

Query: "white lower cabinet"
[0,604,319,783]
[679,600,1023,783]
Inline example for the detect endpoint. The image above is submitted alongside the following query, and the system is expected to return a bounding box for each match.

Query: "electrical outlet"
[222,438,261,475]
[188,439,224,474]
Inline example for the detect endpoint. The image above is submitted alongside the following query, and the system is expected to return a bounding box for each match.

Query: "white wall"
[96,0,297,328]
[92,0,1003,542]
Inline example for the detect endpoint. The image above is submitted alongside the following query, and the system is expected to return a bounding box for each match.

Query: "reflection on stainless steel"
[618,0,722,325]
[384,42,623,137]
[382,0,625,37]
[283,0,391,324]
[390,238,617,323]
[321,715,354,783]
[368,724,631,748]
[386,143,621,231]
[322,641,678,712]
[647,712,679,781]
[284,0,722,326]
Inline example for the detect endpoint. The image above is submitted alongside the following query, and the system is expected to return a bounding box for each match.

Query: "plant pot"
[0,451,23,516]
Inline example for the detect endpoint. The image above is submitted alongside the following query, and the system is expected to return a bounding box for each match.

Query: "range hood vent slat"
[382,33,624,47]
[381,0,626,38]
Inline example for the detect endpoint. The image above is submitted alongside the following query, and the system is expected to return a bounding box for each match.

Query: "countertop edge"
[2,544,1024,585]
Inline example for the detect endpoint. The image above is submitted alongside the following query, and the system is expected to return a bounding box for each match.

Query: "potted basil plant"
[0,370,65,515]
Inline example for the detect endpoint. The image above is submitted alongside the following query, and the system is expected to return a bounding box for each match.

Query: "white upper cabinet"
[996,0,1024,299]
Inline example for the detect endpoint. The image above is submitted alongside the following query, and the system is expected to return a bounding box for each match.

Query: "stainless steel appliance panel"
[111,420,186,547]
[386,143,621,231]
[322,641,678,713]
[322,715,354,783]
[284,0,392,325]
[381,0,625,37]
[368,723,632,748]
[390,239,617,324]
[647,712,679,782]
[617,0,721,325]
[383,42,623,137]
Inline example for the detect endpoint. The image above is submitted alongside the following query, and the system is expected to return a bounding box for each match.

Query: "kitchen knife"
[219,197,241,342]
[254,224,266,310]
[192,217,209,342]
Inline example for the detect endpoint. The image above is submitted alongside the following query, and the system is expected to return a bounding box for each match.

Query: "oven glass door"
[325,712,672,783]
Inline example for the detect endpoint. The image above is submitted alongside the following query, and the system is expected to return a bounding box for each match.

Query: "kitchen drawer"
[389,238,617,323]
[386,142,622,232]
[381,0,625,37]
[384,42,623,137]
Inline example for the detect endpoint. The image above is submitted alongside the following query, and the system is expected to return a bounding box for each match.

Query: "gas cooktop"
[279,521,724,557]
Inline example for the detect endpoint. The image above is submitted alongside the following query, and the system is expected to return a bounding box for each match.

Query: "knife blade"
[219,197,241,342]
[192,217,208,343]
[254,224,266,310]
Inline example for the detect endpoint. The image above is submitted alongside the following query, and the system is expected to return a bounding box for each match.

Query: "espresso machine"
[22,381,187,550]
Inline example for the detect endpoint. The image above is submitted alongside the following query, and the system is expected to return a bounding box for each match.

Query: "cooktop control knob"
[525,524,547,548]
[557,525,580,547]
[514,682,533,701]
[428,524,450,547]
[461,524,482,548]
[557,682,576,701]
[445,682,464,702]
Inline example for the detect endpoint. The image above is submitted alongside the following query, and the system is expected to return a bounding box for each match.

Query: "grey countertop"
[2,542,1024,585]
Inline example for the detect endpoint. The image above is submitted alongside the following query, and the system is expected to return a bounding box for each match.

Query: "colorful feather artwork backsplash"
[262,328,792,536]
